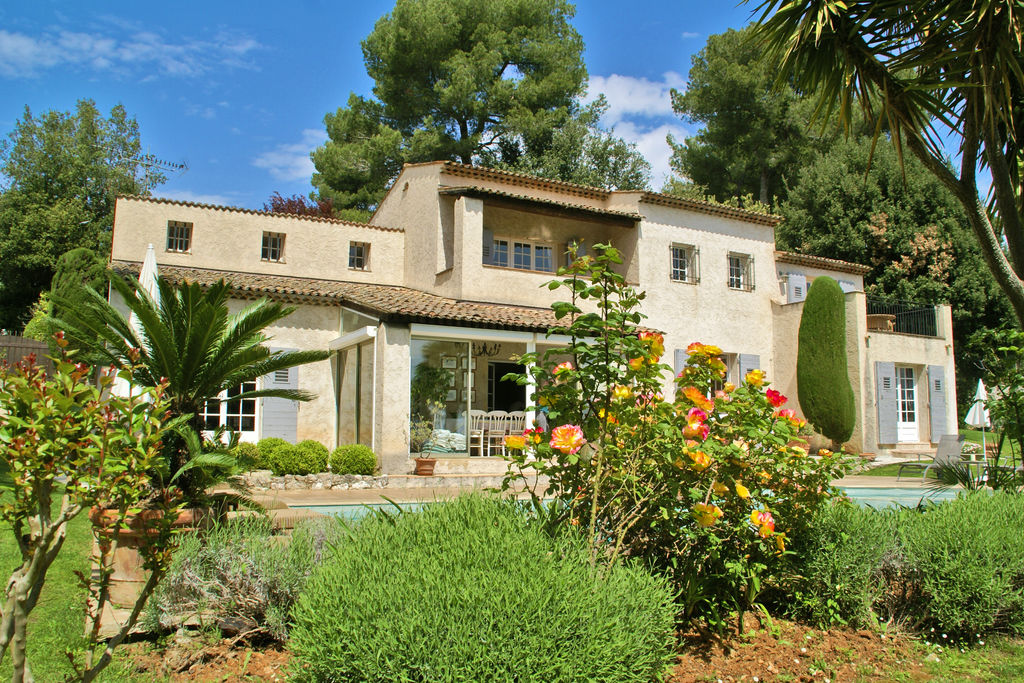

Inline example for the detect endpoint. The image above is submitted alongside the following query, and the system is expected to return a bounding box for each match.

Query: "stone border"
[239,471,388,491]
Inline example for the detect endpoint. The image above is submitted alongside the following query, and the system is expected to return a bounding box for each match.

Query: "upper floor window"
[166,220,192,253]
[489,237,555,273]
[349,241,370,270]
[727,253,754,291]
[670,244,699,284]
[261,232,285,262]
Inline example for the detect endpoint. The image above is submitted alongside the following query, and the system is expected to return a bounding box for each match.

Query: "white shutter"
[674,348,687,377]
[787,273,807,303]
[928,365,947,442]
[876,361,898,444]
[739,354,760,380]
[838,280,856,293]
[260,346,298,442]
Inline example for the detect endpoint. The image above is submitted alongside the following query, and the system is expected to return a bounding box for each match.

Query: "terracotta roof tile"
[438,185,642,222]
[110,261,561,332]
[775,251,872,275]
[637,191,782,227]
[116,195,404,233]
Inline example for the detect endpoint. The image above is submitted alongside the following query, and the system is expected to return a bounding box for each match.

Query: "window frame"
[165,220,193,253]
[200,381,259,437]
[670,243,699,284]
[261,231,286,263]
[348,241,371,271]
[487,236,558,274]
[727,252,755,291]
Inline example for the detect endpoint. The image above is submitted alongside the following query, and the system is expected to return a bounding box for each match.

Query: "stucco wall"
[112,197,405,285]
[632,202,779,394]
[375,322,413,473]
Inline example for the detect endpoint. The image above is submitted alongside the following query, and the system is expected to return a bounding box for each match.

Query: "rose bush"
[502,243,851,629]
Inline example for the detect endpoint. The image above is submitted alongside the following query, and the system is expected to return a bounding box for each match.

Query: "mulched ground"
[669,615,931,682]
[125,617,933,682]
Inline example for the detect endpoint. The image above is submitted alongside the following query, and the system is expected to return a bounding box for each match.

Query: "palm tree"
[54,272,329,502]
[749,0,1024,326]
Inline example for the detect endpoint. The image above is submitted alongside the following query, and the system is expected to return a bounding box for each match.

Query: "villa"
[108,161,957,473]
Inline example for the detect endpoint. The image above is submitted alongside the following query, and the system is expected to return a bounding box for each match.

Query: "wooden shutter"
[928,365,947,442]
[260,347,298,442]
[481,228,494,265]
[787,274,807,303]
[875,361,898,444]
[738,354,760,380]
[674,348,687,377]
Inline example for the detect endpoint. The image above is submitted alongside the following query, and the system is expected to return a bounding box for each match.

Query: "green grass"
[920,637,1024,682]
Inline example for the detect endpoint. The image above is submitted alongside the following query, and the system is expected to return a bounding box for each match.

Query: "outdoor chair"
[468,410,486,457]
[895,434,972,480]
[507,411,527,434]
[484,410,509,457]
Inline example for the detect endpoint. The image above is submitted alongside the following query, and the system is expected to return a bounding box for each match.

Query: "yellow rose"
[735,482,750,499]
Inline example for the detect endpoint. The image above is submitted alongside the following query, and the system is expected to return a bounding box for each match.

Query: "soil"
[669,615,930,683]
[125,618,931,682]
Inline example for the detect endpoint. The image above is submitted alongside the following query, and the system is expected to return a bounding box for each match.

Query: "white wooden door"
[896,366,918,442]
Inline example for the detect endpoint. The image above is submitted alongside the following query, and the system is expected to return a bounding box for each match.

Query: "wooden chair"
[468,410,486,457]
[484,410,509,457]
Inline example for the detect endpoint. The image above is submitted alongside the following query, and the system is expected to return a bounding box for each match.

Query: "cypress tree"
[797,275,856,448]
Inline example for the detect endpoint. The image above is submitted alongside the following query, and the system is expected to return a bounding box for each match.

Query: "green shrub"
[290,495,676,682]
[896,492,1024,637]
[787,501,896,627]
[330,444,376,475]
[256,437,289,469]
[797,275,856,446]
[270,441,328,475]
[232,442,260,470]
[146,515,343,640]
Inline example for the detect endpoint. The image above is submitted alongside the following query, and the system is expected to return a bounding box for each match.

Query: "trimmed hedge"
[269,441,328,475]
[232,441,260,470]
[256,437,289,469]
[797,275,856,445]
[330,444,376,475]
[788,492,1024,638]
[289,495,676,682]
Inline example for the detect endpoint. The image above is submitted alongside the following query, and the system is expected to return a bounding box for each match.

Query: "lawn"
[857,428,1021,477]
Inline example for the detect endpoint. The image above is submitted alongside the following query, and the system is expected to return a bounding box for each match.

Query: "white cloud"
[585,72,686,126]
[612,121,690,187]
[0,27,261,79]
[681,32,701,39]
[160,189,236,206]
[252,129,328,182]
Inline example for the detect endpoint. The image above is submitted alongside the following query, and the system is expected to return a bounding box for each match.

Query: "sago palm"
[54,272,329,501]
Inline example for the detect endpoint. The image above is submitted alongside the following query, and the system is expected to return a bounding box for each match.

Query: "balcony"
[865,297,939,337]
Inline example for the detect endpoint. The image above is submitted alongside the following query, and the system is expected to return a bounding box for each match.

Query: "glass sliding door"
[410,338,470,455]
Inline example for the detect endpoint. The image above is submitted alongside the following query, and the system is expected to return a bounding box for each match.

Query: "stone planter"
[414,457,437,476]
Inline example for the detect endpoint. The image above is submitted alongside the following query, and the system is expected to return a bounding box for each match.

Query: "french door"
[896,366,918,442]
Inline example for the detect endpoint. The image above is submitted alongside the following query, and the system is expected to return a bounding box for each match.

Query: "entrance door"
[487,362,526,412]
[896,366,918,442]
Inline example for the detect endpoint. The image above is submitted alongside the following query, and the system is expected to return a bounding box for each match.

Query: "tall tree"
[668,26,829,204]
[0,100,164,330]
[752,0,1024,327]
[313,0,646,213]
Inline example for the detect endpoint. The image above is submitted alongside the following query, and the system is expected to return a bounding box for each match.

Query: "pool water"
[293,486,958,519]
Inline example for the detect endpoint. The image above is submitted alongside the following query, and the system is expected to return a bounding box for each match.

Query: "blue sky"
[0,1,761,210]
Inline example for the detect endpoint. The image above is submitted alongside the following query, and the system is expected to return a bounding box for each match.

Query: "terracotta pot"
[414,457,437,476]
[89,507,211,609]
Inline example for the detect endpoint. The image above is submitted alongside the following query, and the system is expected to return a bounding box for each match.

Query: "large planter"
[414,457,437,476]
[89,507,211,609]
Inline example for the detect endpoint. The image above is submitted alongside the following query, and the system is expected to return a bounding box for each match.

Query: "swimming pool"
[292,486,959,518]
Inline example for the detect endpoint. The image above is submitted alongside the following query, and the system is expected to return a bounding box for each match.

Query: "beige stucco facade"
[109,160,959,472]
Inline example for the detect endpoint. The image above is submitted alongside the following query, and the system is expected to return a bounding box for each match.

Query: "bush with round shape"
[289,494,676,682]
[797,275,856,447]
[232,441,261,471]
[297,439,329,462]
[330,444,376,475]
[256,437,289,469]
[270,442,328,476]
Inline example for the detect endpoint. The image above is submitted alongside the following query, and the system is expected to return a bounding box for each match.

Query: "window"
[727,253,754,291]
[488,237,556,273]
[348,241,370,270]
[492,239,509,267]
[670,244,699,284]
[201,381,257,434]
[261,232,285,262]
[166,220,192,253]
